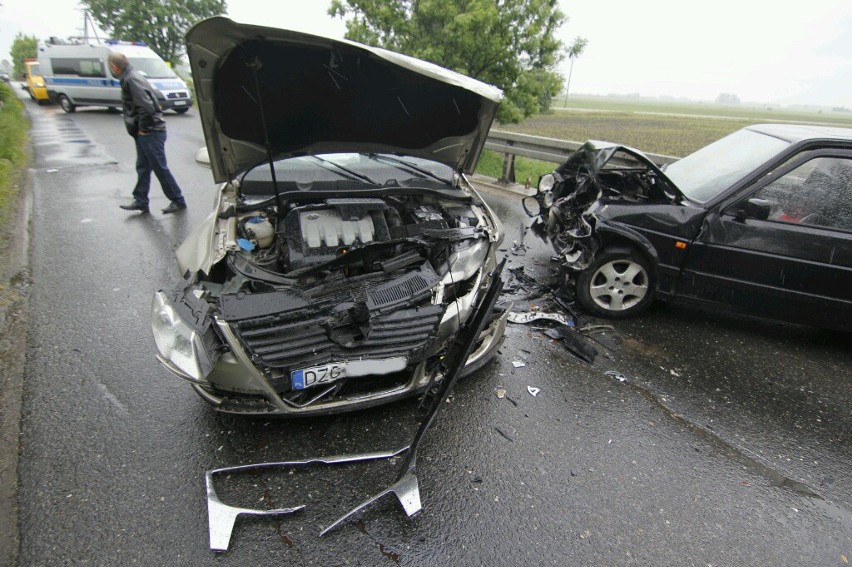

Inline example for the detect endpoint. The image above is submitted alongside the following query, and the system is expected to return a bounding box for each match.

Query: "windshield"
[241,153,456,196]
[128,57,177,79]
[27,62,40,75]
[664,129,790,203]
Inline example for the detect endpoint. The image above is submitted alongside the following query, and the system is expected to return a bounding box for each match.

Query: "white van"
[37,40,193,114]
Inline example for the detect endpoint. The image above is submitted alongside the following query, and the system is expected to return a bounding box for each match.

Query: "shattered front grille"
[231,304,445,385]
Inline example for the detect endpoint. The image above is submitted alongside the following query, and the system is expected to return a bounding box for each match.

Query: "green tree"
[10,34,37,79]
[329,0,567,124]
[81,0,227,64]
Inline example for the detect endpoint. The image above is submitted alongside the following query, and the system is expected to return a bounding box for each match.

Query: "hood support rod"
[247,55,284,211]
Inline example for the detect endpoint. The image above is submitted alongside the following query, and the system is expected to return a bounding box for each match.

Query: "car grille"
[231,304,446,382]
[166,92,188,99]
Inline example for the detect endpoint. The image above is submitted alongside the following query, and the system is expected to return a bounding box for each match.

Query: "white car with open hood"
[151,17,506,416]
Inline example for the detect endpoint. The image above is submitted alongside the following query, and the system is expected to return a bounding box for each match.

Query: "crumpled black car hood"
[529,140,685,270]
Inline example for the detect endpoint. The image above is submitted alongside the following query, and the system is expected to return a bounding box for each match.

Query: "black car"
[528,124,852,331]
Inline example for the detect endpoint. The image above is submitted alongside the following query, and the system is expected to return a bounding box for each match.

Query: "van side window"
[51,58,106,78]
[79,59,105,78]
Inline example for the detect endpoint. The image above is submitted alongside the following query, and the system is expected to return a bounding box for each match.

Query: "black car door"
[676,149,852,330]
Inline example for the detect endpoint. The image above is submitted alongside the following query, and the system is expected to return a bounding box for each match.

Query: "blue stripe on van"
[45,77,120,87]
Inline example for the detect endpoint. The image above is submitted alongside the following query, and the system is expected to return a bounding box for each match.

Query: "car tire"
[575,248,653,318]
[174,108,190,114]
[58,94,75,113]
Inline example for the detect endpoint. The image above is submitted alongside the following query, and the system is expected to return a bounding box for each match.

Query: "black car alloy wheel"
[576,248,653,318]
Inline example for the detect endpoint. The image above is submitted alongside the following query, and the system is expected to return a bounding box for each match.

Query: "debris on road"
[512,360,526,368]
[495,427,515,442]
[605,370,628,383]
[544,326,598,364]
[508,310,575,327]
[527,386,541,397]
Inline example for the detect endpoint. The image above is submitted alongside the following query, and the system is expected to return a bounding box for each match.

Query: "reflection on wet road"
[29,108,117,169]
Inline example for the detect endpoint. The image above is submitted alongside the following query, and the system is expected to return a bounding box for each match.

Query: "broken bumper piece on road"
[204,261,505,551]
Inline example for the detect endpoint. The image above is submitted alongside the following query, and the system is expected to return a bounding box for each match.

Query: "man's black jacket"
[118,65,166,137]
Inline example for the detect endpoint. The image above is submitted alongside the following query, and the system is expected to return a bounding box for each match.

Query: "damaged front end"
[153,160,505,416]
[526,141,683,271]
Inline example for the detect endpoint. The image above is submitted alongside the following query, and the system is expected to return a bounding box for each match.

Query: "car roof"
[746,123,852,143]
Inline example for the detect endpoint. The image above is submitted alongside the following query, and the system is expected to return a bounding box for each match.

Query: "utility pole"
[563,36,588,106]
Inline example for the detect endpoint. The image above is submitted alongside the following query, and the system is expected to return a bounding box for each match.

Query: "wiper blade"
[309,156,380,186]
[368,154,452,185]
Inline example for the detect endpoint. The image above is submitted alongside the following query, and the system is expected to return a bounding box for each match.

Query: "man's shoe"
[162,202,187,214]
[119,201,149,213]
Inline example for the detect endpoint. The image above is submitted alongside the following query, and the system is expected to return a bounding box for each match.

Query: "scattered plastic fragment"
[46,168,59,173]
[496,388,506,399]
[605,370,628,383]
[512,360,526,368]
[527,386,540,397]
[545,327,598,363]
[577,324,614,334]
[508,311,574,327]
[494,427,514,442]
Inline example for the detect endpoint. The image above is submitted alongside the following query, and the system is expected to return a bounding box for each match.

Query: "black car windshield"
[241,153,456,195]
[128,57,177,79]
[664,129,790,203]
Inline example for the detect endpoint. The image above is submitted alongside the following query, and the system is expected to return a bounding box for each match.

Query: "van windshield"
[28,62,40,75]
[128,57,177,79]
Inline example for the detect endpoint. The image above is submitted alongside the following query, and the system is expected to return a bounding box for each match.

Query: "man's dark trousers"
[132,131,186,207]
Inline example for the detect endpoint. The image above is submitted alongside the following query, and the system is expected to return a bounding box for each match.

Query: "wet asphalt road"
[16,98,851,566]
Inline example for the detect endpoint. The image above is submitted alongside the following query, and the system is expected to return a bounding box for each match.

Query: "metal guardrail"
[484,129,680,183]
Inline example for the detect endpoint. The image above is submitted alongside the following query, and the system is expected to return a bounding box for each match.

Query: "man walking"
[109,52,187,214]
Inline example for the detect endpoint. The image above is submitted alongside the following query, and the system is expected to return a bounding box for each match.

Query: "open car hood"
[186,17,504,183]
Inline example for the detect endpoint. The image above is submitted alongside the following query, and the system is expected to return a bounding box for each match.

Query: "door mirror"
[746,198,772,220]
[735,198,771,221]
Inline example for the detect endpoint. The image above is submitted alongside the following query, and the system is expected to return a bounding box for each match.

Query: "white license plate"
[173,100,186,106]
[291,357,407,390]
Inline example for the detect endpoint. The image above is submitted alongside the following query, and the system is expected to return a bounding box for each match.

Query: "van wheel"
[174,108,189,114]
[575,248,653,318]
[58,95,75,113]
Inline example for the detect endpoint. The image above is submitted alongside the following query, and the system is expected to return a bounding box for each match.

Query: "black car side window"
[752,156,852,231]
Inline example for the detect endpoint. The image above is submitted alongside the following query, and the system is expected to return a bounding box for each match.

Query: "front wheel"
[58,94,75,113]
[174,107,190,114]
[575,248,653,318]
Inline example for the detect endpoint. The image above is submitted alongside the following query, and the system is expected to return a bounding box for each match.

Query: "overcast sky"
[1,0,850,107]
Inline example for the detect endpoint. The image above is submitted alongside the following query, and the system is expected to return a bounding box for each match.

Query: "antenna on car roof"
[246,55,284,211]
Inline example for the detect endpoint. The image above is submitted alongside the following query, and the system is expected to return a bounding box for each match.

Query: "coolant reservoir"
[245,216,274,248]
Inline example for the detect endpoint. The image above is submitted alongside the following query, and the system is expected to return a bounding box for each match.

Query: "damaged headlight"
[538,173,555,193]
[442,239,489,285]
[151,291,217,383]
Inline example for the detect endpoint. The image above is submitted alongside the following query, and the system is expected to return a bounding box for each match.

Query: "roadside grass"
[474,95,852,180]
[0,82,30,240]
